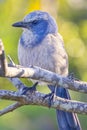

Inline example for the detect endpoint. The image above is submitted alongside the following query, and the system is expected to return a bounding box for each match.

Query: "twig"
[7,55,16,66]
[8,77,26,91]
[0,102,23,116]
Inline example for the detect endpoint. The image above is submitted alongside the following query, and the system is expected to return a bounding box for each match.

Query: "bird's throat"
[20,30,45,48]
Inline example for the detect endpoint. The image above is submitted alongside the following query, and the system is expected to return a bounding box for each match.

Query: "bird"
[12,10,82,130]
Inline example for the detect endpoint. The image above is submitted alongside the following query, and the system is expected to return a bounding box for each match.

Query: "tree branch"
[0,88,87,115]
[0,39,7,75]
[0,102,23,116]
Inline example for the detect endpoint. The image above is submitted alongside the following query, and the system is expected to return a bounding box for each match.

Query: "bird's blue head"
[12,11,58,47]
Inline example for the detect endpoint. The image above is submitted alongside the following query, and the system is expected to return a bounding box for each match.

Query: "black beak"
[12,21,28,28]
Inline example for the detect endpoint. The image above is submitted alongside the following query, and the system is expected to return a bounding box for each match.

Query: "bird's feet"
[21,82,38,95]
[68,72,80,81]
[43,91,55,108]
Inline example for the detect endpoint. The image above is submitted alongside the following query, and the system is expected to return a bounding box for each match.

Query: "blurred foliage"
[0,0,87,130]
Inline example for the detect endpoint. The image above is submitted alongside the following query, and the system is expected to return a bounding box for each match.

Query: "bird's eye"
[33,20,38,24]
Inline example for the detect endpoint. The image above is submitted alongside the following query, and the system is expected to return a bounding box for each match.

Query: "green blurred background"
[0,0,87,129]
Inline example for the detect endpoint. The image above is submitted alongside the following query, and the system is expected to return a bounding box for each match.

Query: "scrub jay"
[12,10,81,130]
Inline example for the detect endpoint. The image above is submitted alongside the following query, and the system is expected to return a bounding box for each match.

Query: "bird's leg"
[43,85,57,108]
[43,91,55,108]
[21,82,38,95]
[54,86,57,99]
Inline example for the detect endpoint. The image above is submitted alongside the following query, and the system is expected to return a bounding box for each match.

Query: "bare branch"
[0,102,23,116]
[0,89,87,115]
[0,39,8,75]
[8,77,26,91]
[2,64,87,93]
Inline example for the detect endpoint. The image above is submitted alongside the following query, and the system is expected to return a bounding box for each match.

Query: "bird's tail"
[48,85,82,130]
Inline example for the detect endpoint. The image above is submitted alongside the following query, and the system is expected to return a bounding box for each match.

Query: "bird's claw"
[21,82,38,95]
[68,73,80,81]
[43,91,54,108]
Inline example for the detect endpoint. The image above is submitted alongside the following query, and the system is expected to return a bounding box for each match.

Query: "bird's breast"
[18,33,68,76]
